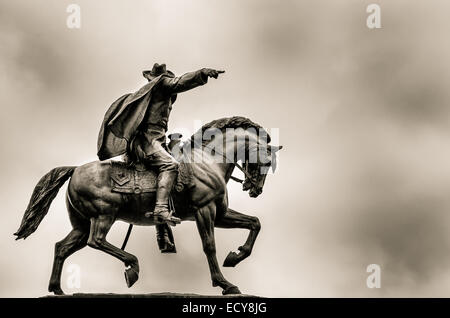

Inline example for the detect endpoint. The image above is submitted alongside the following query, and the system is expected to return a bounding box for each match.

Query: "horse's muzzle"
[249,188,262,198]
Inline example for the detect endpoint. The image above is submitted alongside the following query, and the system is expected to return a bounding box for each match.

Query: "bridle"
[230,160,257,186]
[197,142,261,188]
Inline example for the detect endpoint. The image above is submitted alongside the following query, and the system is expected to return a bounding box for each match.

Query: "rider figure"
[97,63,224,225]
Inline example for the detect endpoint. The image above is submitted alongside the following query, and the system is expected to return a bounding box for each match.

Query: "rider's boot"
[145,170,181,226]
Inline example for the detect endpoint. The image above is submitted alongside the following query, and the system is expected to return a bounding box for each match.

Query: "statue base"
[42,292,260,298]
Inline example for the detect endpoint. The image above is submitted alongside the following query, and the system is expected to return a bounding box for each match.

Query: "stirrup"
[145,210,181,226]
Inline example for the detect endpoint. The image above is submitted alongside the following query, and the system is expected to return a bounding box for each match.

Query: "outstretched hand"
[202,68,225,79]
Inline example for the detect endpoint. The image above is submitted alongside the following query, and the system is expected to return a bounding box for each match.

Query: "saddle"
[109,160,193,254]
[109,161,194,194]
[110,136,191,255]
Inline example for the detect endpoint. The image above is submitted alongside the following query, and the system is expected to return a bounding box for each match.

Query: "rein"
[230,175,244,183]
[199,143,258,187]
[232,161,256,185]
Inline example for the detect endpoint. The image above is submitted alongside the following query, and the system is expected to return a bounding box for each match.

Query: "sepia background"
[2,0,450,297]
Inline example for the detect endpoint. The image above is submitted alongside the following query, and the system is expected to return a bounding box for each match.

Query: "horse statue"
[14,116,282,295]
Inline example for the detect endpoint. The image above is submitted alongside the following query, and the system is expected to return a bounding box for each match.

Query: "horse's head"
[243,144,283,198]
[188,116,283,198]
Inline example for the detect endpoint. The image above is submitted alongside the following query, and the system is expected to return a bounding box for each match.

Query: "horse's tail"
[14,166,77,240]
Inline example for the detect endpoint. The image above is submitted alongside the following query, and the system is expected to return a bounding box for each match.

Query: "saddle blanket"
[110,161,194,194]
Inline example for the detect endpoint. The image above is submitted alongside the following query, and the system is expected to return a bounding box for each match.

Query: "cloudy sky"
[2,0,450,297]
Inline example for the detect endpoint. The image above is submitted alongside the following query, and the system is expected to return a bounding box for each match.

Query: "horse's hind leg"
[87,215,140,287]
[215,208,261,268]
[48,229,88,295]
[48,204,89,295]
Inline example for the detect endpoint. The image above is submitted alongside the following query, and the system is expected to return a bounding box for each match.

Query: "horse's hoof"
[161,242,177,253]
[223,251,239,267]
[222,286,241,295]
[124,267,139,288]
[49,285,65,295]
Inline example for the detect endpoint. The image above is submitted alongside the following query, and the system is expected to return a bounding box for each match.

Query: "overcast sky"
[2,0,450,297]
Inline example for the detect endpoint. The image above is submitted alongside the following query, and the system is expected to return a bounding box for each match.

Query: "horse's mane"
[189,116,271,147]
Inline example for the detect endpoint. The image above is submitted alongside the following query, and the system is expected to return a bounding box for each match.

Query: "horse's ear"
[271,145,283,152]
[270,145,282,173]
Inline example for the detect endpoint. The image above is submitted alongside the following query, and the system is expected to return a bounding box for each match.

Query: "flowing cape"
[97,75,167,160]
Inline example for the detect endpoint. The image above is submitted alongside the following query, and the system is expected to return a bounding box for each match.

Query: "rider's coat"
[97,70,208,160]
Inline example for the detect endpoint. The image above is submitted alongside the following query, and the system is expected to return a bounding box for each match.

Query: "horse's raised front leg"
[87,215,140,287]
[215,208,261,267]
[195,203,241,295]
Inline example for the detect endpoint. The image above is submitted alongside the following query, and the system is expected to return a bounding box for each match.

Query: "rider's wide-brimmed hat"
[142,63,175,81]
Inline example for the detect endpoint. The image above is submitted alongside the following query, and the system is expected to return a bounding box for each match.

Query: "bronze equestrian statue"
[14,64,283,296]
